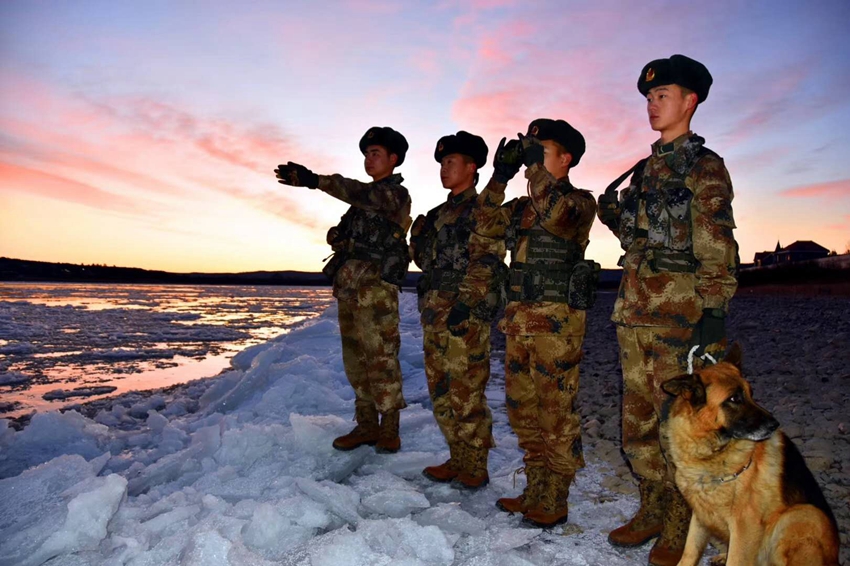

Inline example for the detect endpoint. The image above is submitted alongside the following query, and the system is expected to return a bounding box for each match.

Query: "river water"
[0,283,333,417]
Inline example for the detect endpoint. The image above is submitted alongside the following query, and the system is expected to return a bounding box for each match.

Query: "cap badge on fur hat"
[531,125,539,136]
[437,142,444,152]
[646,68,655,81]
[367,130,375,138]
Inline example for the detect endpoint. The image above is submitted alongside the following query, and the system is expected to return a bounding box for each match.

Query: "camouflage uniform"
[410,185,506,450]
[319,173,412,416]
[598,132,738,481]
[476,163,597,477]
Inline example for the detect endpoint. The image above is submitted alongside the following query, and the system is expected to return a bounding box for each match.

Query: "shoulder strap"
[604,158,648,198]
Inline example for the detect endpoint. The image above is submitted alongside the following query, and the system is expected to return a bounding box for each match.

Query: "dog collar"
[710,454,753,484]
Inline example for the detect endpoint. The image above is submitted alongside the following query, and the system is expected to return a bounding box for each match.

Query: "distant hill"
[0,257,625,289]
[0,257,332,286]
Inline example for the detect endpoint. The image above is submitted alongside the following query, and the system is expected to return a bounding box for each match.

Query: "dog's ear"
[724,341,743,370]
[662,374,706,406]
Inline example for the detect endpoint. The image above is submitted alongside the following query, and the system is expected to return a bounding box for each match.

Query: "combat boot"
[522,469,573,527]
[496,464,546,514]
[607,478,665,547]
[375,410,401,453]
[453,444,490,489]
[423,443,462,482]
[648,485,691,566]
[332,403,379,451]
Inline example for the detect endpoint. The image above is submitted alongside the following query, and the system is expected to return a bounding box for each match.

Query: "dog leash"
[687,345,717,375]
[511,467,525,489]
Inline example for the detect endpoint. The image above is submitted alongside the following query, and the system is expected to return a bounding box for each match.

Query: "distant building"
[752,240,830,266]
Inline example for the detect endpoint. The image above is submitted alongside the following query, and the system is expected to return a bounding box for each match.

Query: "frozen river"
[0,283,333,417]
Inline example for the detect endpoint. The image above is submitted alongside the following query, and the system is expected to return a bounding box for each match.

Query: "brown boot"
[332,403,379,451]
[648,485,691,566]
[608,478,665,547]
[423,443,462,482]
[453,444,489,489]
[496,464,546,514]
[522,470,573,527]
[375,410,400,453]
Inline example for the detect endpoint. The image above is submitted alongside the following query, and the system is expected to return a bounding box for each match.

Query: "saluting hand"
[275,162,319,189]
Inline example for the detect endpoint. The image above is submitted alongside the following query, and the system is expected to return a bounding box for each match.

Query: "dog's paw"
[709,554,727,566]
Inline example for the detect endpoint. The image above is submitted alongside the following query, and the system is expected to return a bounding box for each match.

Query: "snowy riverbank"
[1,292,847,565]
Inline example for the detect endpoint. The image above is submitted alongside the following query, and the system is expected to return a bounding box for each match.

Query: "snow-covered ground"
[0,293,661,566]
[4,290,848,566]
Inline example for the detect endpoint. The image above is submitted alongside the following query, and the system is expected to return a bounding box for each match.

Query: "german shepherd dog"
[661,344,839,566]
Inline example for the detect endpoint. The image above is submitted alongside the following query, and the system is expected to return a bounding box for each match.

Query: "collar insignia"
[656,141,675,156]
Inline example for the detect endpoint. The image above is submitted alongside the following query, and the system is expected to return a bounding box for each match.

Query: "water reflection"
[0,283,334,417]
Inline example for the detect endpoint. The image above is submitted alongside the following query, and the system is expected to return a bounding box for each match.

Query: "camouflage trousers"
[338,282,406,415]
[423,319,494,449]
[505,334,586,476]
[616,325,724,482]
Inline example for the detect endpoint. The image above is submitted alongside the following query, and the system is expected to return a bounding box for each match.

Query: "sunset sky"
[2,0,849,273]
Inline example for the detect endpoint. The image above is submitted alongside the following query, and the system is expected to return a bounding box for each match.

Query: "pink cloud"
[0,162,141,213]
[780,179,850,199]
[87,96,308,174]
[0,73,335,231]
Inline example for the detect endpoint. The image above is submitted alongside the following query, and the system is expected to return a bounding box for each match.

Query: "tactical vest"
[418,201,473,293]
[413,197,507,320]
[506,198,593,306]
[324,206,410,286]
[618,146,718,273]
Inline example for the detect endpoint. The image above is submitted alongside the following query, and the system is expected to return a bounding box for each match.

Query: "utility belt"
[416,261,508,322]
[415,268,464,315]
[617,232,697,274]
[507,260,600,310]
[425,268,465,292]
[322,239,409,286]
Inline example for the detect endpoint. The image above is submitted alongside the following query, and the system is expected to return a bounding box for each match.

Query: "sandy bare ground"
[491,291,849,563]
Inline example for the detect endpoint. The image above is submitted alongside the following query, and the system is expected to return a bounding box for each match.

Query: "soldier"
[275,126,412,454]
[597,55,738,566]
[475,119,598,527]
[410,131,506,489]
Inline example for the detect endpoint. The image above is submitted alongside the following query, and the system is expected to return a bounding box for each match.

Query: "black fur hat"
[434,131,489,168]
[359,126,409,166]
[638,54,713,103]
[527,118,586,167]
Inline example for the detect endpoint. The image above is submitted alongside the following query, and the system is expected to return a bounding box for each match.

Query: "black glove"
[518,133,544,167]
[597,191,619,225]
[492,137,523,184]
[275,162,319,189]
[447,302,471,337]
[690,309,726,357]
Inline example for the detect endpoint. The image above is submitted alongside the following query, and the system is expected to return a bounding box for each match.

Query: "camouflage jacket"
[317,173,412,301]
[474,164,597,336]
[599,133,738,327]
[410,186,506,332]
